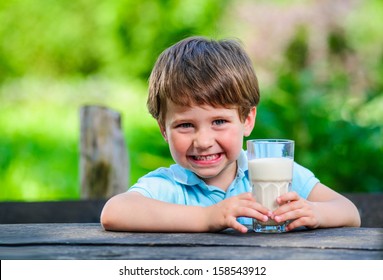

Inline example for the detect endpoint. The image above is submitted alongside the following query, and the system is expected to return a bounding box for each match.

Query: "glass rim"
[247,139,294,144]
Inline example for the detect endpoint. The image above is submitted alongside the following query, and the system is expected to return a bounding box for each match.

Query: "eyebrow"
[171,113,235,125]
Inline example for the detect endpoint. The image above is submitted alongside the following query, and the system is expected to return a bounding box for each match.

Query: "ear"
[243,107,257,137]
[158,121,168,142]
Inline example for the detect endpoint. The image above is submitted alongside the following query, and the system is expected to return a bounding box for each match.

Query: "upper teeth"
[195,155,217,161]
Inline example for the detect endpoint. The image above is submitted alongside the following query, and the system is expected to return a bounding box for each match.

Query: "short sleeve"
[128,168,183,204]
[291,162,320,199]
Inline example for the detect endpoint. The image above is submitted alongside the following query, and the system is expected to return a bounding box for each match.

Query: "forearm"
[100,192,210,232]
[304,183,361,228]
[313,196,361,228]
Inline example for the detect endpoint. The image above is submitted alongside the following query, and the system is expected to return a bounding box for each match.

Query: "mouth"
[189,153,222,163]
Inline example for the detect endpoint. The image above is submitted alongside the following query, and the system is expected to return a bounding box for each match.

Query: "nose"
[193,129,214,150]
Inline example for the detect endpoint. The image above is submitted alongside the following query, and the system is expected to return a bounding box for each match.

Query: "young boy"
[100,36,361,233]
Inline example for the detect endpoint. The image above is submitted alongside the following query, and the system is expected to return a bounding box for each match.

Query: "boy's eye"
[213,119,227,125]
[177,123,193,128]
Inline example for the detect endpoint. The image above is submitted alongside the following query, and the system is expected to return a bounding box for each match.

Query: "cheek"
[219,131,243,152]
[168,134,189,155]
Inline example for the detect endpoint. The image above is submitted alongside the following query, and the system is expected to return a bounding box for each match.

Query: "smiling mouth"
[191,153,221,161]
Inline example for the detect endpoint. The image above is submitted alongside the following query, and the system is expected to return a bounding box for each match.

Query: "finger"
[277,191,300,204]
[237,192,256,201]
[238,200,272,217]
[285,219,301,232]
[227,217,249,233]
[273,200,303,216]
[286,217,312,231]
[274,208,305,223]
[236,206,270,223]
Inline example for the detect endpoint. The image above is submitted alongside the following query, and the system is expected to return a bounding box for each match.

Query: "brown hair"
[147,36,260,126]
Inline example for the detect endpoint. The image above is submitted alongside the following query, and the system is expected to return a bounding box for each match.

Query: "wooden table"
[0,223,382,260]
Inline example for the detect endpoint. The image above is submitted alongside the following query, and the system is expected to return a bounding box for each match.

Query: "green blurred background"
[1,0,382,201]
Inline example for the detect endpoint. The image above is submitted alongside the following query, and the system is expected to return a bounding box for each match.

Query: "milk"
[248,157,293,226]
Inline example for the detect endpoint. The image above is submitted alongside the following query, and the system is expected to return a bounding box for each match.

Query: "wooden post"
[79,105,129,199]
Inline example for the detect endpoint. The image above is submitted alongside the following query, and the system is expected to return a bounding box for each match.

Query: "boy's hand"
[272,191,321,231]
[207,192,271,233]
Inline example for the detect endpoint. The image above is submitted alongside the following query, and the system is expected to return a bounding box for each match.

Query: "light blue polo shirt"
[128,150,319,225]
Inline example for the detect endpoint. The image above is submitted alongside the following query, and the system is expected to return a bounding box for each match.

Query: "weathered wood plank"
[1,224,382,252]
[1,245,381,260]
[1,224,382,260]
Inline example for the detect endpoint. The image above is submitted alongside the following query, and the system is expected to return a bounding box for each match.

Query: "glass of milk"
[247,139,294,233]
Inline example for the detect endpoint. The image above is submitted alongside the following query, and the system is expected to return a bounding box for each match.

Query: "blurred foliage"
[0,0,227,201]
[0,0,382,201]
[0,0,227,81]
[248,6,383,193]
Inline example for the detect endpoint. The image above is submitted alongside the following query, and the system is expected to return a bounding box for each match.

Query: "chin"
[193,168,223,179]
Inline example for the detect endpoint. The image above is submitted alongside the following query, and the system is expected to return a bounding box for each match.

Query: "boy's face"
[159,101,256,190]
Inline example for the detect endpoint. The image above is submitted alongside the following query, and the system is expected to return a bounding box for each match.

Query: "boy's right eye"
[177,123,193,129]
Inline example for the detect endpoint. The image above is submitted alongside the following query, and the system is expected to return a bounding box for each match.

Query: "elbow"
[350,202,362,228]
[354,210,362,228]
[100,206,114,231]
[100,192,143,232]
[350,216,361,228]
[100,199,121,231]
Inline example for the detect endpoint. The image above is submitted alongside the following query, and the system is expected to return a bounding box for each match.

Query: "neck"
[202,161,238,192]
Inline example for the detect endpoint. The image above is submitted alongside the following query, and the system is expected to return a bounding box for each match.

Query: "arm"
[100,191,271,233]
[272,182,361,231]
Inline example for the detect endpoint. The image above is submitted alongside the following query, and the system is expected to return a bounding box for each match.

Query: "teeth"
[194,154,218,161]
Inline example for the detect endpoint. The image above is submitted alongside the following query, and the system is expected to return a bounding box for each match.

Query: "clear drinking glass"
[247,139,294,233]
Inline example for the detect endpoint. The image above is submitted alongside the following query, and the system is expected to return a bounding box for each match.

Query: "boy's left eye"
[213,119,227,125]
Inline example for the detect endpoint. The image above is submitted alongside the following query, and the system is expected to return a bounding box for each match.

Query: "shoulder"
[137,164,196,184]
[128,165,192,203]
[131,166,180,190]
